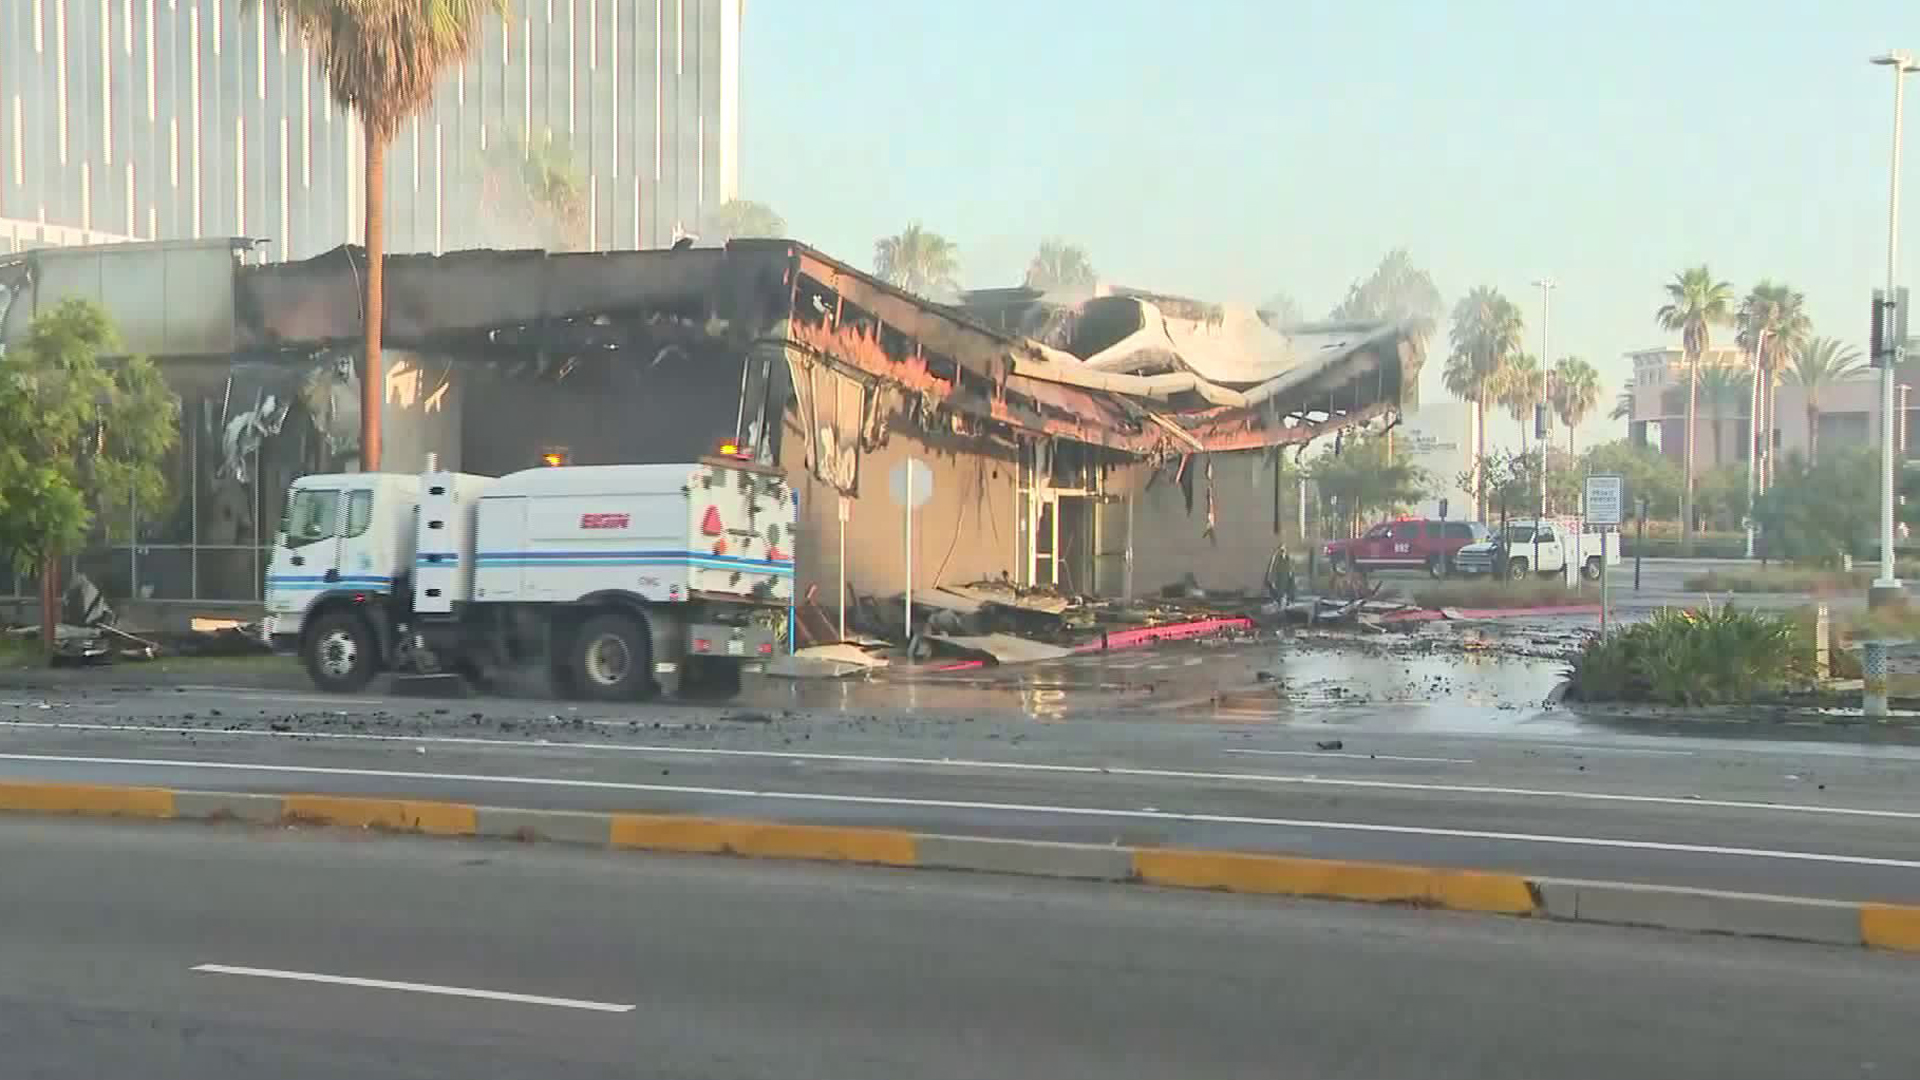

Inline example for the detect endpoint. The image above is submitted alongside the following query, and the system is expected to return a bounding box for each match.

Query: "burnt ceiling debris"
[226,238,1412,459]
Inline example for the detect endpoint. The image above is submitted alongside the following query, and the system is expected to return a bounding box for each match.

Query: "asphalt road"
[4,817,1914,1080]
[1,655,1920,902]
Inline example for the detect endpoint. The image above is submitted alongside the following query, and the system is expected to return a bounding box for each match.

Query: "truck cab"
[263,472,421,658]
[1452,517,1621,580]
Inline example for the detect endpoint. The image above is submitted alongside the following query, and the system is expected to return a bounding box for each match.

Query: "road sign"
[887,458,935,509]
[1585,474,1624,527]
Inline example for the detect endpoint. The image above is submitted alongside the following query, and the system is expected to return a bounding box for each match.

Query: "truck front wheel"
[572,613,655,702]
[303,610,379,693]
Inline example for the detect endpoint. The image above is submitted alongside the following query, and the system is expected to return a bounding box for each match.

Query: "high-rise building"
[0,0,741,258]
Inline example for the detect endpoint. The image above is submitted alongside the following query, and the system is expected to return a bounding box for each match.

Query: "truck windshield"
[282,489,340,548]
[1503,525,1536,544]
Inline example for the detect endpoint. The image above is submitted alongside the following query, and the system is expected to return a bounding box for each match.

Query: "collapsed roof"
[6,237,1415,458]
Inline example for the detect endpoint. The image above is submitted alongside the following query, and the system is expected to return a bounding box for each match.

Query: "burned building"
[0,237,1415,626]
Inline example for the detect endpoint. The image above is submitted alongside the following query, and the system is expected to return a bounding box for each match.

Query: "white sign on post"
[1585,473,1625,631]
[1585,474,1625,527]
[888,458,935,654]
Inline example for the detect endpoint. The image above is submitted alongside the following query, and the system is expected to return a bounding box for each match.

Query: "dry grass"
[1684,568,1867,595]
[1401,579,1597,610]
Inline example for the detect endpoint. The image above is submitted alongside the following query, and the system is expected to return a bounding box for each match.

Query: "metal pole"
[1745,330,1763,558]
[837,499,847,640]
[1875,53,1913,603]
[903,462,913,655]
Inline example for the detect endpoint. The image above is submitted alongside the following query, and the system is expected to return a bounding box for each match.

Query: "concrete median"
[0,779,1916,953]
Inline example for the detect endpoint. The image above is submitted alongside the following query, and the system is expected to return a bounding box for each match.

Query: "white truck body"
[1451,517,1621,579]
[265,457,796,698]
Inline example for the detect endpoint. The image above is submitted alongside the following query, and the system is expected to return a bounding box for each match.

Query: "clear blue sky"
[742,0,1920,434]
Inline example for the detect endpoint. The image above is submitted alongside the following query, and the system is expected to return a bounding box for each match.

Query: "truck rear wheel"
[303,610,378,693]
[1582,556,1602,581]
[571,613,655,702]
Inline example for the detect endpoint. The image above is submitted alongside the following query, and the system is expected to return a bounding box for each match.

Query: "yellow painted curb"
[1131,848,1537,915]
[1861,904,1920,952]
[0,781,175,819]
[610,813,917,866]
[281,794,478,836]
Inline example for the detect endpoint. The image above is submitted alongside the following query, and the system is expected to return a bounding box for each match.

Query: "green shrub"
[1567,605,1814,705]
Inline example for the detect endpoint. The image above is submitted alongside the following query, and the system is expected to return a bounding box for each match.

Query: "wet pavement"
[3,603,1919,904]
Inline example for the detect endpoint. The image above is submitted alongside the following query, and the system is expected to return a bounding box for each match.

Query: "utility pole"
[1870,50,1917,609]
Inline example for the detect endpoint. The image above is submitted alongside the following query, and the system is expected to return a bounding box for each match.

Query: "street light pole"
[1745,328,1765,559]
[1871,51,1916,608]
[1533,278,1558,583]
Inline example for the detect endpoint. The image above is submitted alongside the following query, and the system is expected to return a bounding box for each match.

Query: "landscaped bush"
[1567,605,1813,706]
[1620,537,1749,560]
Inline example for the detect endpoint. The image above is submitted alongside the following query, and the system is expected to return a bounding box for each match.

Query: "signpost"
[888,458,936,652]
[1585,474,1625,632]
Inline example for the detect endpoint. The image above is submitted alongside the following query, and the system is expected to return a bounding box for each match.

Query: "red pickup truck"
[1323,518,1492,578]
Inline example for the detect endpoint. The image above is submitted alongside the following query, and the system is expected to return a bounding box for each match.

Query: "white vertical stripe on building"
[101,0,113,165]
[589,0,597,68]
[696,114,703,206]
[279,114,289,247]
[434,122,444,254]
[277,9,285,53]
[411,115,420,191]
[522,18,531,147]
[190,2,202,236]
[345,113,356,239]
[168,117,177,185]
[567,0,576,134]
[123,0,132,51]
[610,0,618,178]
[234,114,244,233]
[633,176,641,247]
[146,0,157,120]
[126,163,136,235]
[675,0,682,75]
[301,54,312,187]
[80,163,92,228]
[588,173,597,248]
[654,0,662,181]
[148,205,157,239]
[34,0,44,51]
[56,0,69,163]
[457,61,466,106]
[11,98,23,186]
[719,0,739,202]
[211,0,220,53]
[254,3,264,99]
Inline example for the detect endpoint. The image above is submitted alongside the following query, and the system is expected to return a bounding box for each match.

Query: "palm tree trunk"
[1808,403,1820,466]
[1682,355,1699,544]
[1475,396,1487,521]
[361,129,386,472]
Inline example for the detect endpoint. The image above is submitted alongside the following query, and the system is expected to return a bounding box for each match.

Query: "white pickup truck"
[1450,517,1621,581]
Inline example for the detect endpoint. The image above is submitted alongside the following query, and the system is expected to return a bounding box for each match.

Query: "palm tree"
[256,0,503,471]
[1550,357,1601,455]
[479,128,587,249]
[1610,386,1635,423]
[1025,240,1097,293]
[707,199,787,241]
[1656,265,1735,541]
[1736,281,1811,489]
[874,223,961,297]
[1497,353,1545,453]
[1696,364,1752,466]
[1444,286,1524,518]
[1784,337,1866,464]
[1330,249,1445,403]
